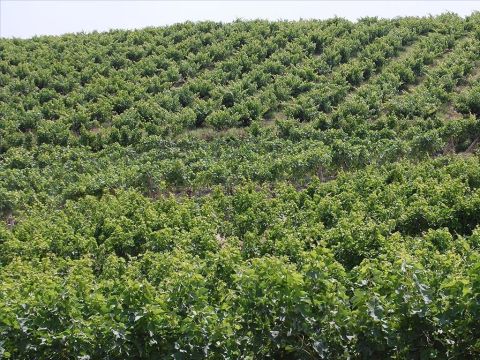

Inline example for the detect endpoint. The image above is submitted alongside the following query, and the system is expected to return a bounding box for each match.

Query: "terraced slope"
[1,13,480,359]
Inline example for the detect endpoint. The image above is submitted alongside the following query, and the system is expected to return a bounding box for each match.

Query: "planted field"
[1,13,480,359]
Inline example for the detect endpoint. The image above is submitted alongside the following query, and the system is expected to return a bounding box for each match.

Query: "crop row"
[2,156,480,358]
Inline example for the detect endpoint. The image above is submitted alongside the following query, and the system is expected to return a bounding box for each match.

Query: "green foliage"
[1,13,480,359]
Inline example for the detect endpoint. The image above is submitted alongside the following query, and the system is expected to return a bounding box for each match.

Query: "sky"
[1,1,479,39]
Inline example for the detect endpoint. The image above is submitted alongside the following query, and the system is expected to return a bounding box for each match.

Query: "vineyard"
[1,13,480,358]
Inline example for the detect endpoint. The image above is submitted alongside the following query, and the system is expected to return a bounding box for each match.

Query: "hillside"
[1,13,480,358]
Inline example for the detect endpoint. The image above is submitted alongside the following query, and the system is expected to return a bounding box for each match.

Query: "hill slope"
[1,13,480,358]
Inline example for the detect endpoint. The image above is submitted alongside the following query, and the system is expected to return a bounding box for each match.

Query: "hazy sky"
[1,1,479,39]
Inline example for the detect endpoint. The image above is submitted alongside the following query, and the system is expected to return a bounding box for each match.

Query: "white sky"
[1,1,479,39]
